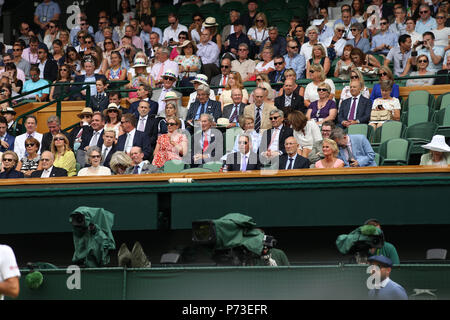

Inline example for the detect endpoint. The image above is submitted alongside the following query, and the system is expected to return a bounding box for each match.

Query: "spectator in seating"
[103,103,123,139]
[77,146,112,176]
[304,64,335,108]
[370,66,400,102]
[385,34,412,77]
[283,40,305,80]
[224,19,251,58]
[219,72,249,109]
[0,150,24,179]
[152,116,187,168]
[364,218,400,265]
[95,16,120,46]
[293,24,308,49]
[288,110,322,158]
[126,58,153,105]
[306,82,337,126]
[346,23,370,54]
[126,146,161,174]
[370,18,398,56]
[431,11,449,47]
[274,78,306,117]
[186,84,222,125]
[150,46,178,87]
[338,80,372,128]
[202,17,222,53]
[300,26,326,62]
[256,81,276,103]
[135,100,158,152]
[88,46,108,75]
[330,127,376,167]
[350,47,381,77]
[162,13,188,47]
[268,56,287,84]
[58,29,71,51]
[118,0,134,25]
[390,6,407,35]
[247,12,269,56]
[414,31,445,73]
[435,56,450,84]
[420,134,450,165]
[49,64,73,101]
[22,66,50,101]
[324,23,348,58]
[191,113,221,166]
[0,84,13,111]
[109,151,133,175]
[415,4,437,34]
[105,51,127,84]
[231,43,256,82]
[315,16,334,45]
[22,37,40,65]
[187,13,204,44]
[312,138,345,168]
[197,28,221,83]
[14,115,43,160]
[51,133,76,176]
[117,113,151,160]
[277,69,304,97]
[370,80,401,129]
[222,89,246,128]
[224,133,260,172]
[306,44,331,79]
[71,59,107,101]
[260,109,293,160]
[188,74,216,106]
[41,115,70,152]
[210,57,232,95]
[2,63,23,95]
[0,115,14,153]
[30,150,67,177]
[351,0,365,23]
[77,111,105,169]
[367,256,407,300]
[12,42,31,79]
[221,10,246,46]
[51,39,65,66]
[230,116,261,154]
[174,40,201,88]
[33,0,60,35]
[406,54,435,86]
[308,120,336,164]
[169,31,188,60]
[16,136,41,177]
[69,107,93,152]
[99,128,117,168]
[244,87,277,133]
[156,101,186,135]
[17,22,32,47]
[152,70,182,116]
[405,17,423,46]
[408,0,421,21]
[254,46,275,76]
[339,68,370,107]
[102,36,118,67]
[241,0,259,31]
[334,45,355,80]
[64,47,82,76]
[259,27,287,58]
[128,83,158,117]
[279,136,310,169]
[2,107,22,137]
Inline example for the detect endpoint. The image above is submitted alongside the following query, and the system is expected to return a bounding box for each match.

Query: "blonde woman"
[306,82,337,125]
[303,64,335,107]
[313,138,345,168]
[247,12,269,50]
[306,44,331,79]
[50,133,76,177]
[255,46,275,75]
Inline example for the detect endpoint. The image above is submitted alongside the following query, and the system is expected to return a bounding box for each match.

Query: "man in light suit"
[260,109,293,159]
[124,146,161,174]
[221,10,247,47]
[243,87,277,133]
[14,115,43,160]
[151,70,182,116]
[116,113,152,160]
[337,80,372,128]
[210,57,232,95]
[0,116,15,152]
[224,133,260,171]
[274,78,306,117]
[279,136,310,169]
[191,113,223,167]
[330,127,376,167]
[31,151,68,178]
[186,84,222,126]
[222,88,246,128]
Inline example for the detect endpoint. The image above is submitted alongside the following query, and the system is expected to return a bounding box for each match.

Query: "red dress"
[152,133,187,168]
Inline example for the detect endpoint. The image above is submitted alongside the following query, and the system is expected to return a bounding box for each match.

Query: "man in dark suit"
[69,107,93,151]
[186,84,222,127]
[128,83,159,117]
[116,113,152,160]
[191,113,223,167]
[279,136,310,169]
[274,78,306,116]
[76,111,105,167]
[37,46,58,83]
[40,115,71,152]
[337,81,372,128]
[260,109,293,159]
[435,58,450,84]
[222,88,246,128]
[31,151,68,178]
[70,59,107,100]
[224,133,260,171]
[100,128,117,168]
[0,116,15,152]
[210,57,232,95]
[1,107,22,137]
[268,56,287,85]
[136,100,158,152]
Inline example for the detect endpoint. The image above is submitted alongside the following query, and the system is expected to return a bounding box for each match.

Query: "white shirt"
[125,128,136,153]
[38,59,47,79]
[240,151,250,171]
[41,166,54,178]
[89,129,103,147]
[14,131,43,160]
[137,115,148,132]
[162,24,188,44]
[0,244,20,300]
[268,125,283,152]
[293,120,322,150]
[300,41,327,61]
[150,60,179,82]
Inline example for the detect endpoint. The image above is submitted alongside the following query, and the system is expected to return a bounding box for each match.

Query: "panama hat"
[162,91,179,101]
[190,74,209,86]
[203,17,218,28]
[77,107,93,118]
[1,106,16,115]
[162,70,177,79]
[422,135,450,153]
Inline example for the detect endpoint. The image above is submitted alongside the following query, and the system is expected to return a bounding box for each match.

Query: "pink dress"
[152,133,187,168]
[315,158,345,168]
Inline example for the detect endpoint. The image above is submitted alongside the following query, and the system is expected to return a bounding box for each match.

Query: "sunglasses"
[169,22,176,25]
[54,137,65,141]
[337,29,345,33]
[81,115,92,118]
[167,122,177,126]
[49,25,56,28]
[269,116,279,120]
[350,28,357,31]
[380,22,388,25]
[274,62,284,66]
[221,65,230,68]
[25,143,35,147]
[238,48,248,51]
[256,19,264,22]
[437,16,446,19]
[238,141,248,145]
[420,10,429,14]
[90,155,101,158]
[163,77,174,80]
[309,70,315,73]
[256,78,262,81]
[38,51,45,54]
[350,75,359,79]
[289,46,298,49]
[317,88,328,92]
[108,109,118,113]
[41,158,51,162]
[2,158,14,162]
[13,48,22,51]
[85,41,92,44]
[379,72,388,77]
[418,59,428,63]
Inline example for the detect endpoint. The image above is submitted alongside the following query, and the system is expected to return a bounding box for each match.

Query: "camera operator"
[364,218,400,265]
[252,229,290,266]
[118,36,137,70]
[411,31,444,73]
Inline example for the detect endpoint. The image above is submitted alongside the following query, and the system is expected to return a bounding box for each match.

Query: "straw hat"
[178,40,192,48]
[217,118,230,126]
[190,74,209,86]
[77,107,93,118]
[162,91,179,101]
[203,17,218,28]
[1,106,16,115]
[162,70,177,80]
[132,58,147,68]
[422,135,450,153]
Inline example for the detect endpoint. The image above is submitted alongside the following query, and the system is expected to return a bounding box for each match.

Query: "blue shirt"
[346,37,371,53]
[283,53,306,79]
[195,100,209,120]
[415,17,437,34]
[85,75,97,96]
[370,83,400,102]
[94,29,120,44]
[70,26,95,47]
[418,45,445,73]
[371,31,399,55]
[23,79,50,98]
[34,1,60,23]
[140,29,163,49]
[368,278,408,300]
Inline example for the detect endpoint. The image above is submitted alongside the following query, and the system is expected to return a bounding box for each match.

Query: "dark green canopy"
[70,206,116,267]
[336,225,384,255]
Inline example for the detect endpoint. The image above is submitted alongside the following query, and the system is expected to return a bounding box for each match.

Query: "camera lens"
[125,48,131,55]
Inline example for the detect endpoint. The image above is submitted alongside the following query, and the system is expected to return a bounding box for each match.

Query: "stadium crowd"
[0,0,450,177]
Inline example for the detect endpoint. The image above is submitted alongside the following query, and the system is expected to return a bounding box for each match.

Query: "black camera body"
[125,48,131,55]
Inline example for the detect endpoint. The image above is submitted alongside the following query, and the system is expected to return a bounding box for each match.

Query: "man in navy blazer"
[338,81,372,128]
[0,116,15,152]
[31,151,68,178]
[116,113,152,160]
[191,114,223,166]
[224,134,261,171]
[222,88,246,127]
[135,100,158,152]
[70,59,107,100]
[186,84,222,125]
[128,84,159,117]
[330,127,376,167]
[278,136,310,169]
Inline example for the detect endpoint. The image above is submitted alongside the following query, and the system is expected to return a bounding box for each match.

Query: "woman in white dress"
[369,80,401,129]
[78,146,112,176]
[288,110,323,158]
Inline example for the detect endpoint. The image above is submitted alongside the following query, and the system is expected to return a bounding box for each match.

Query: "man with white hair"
[151,46,179,87]
[323,23,348,57]
[186,84,222,125]
[188,74,216,106]
[300,26,327,62]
